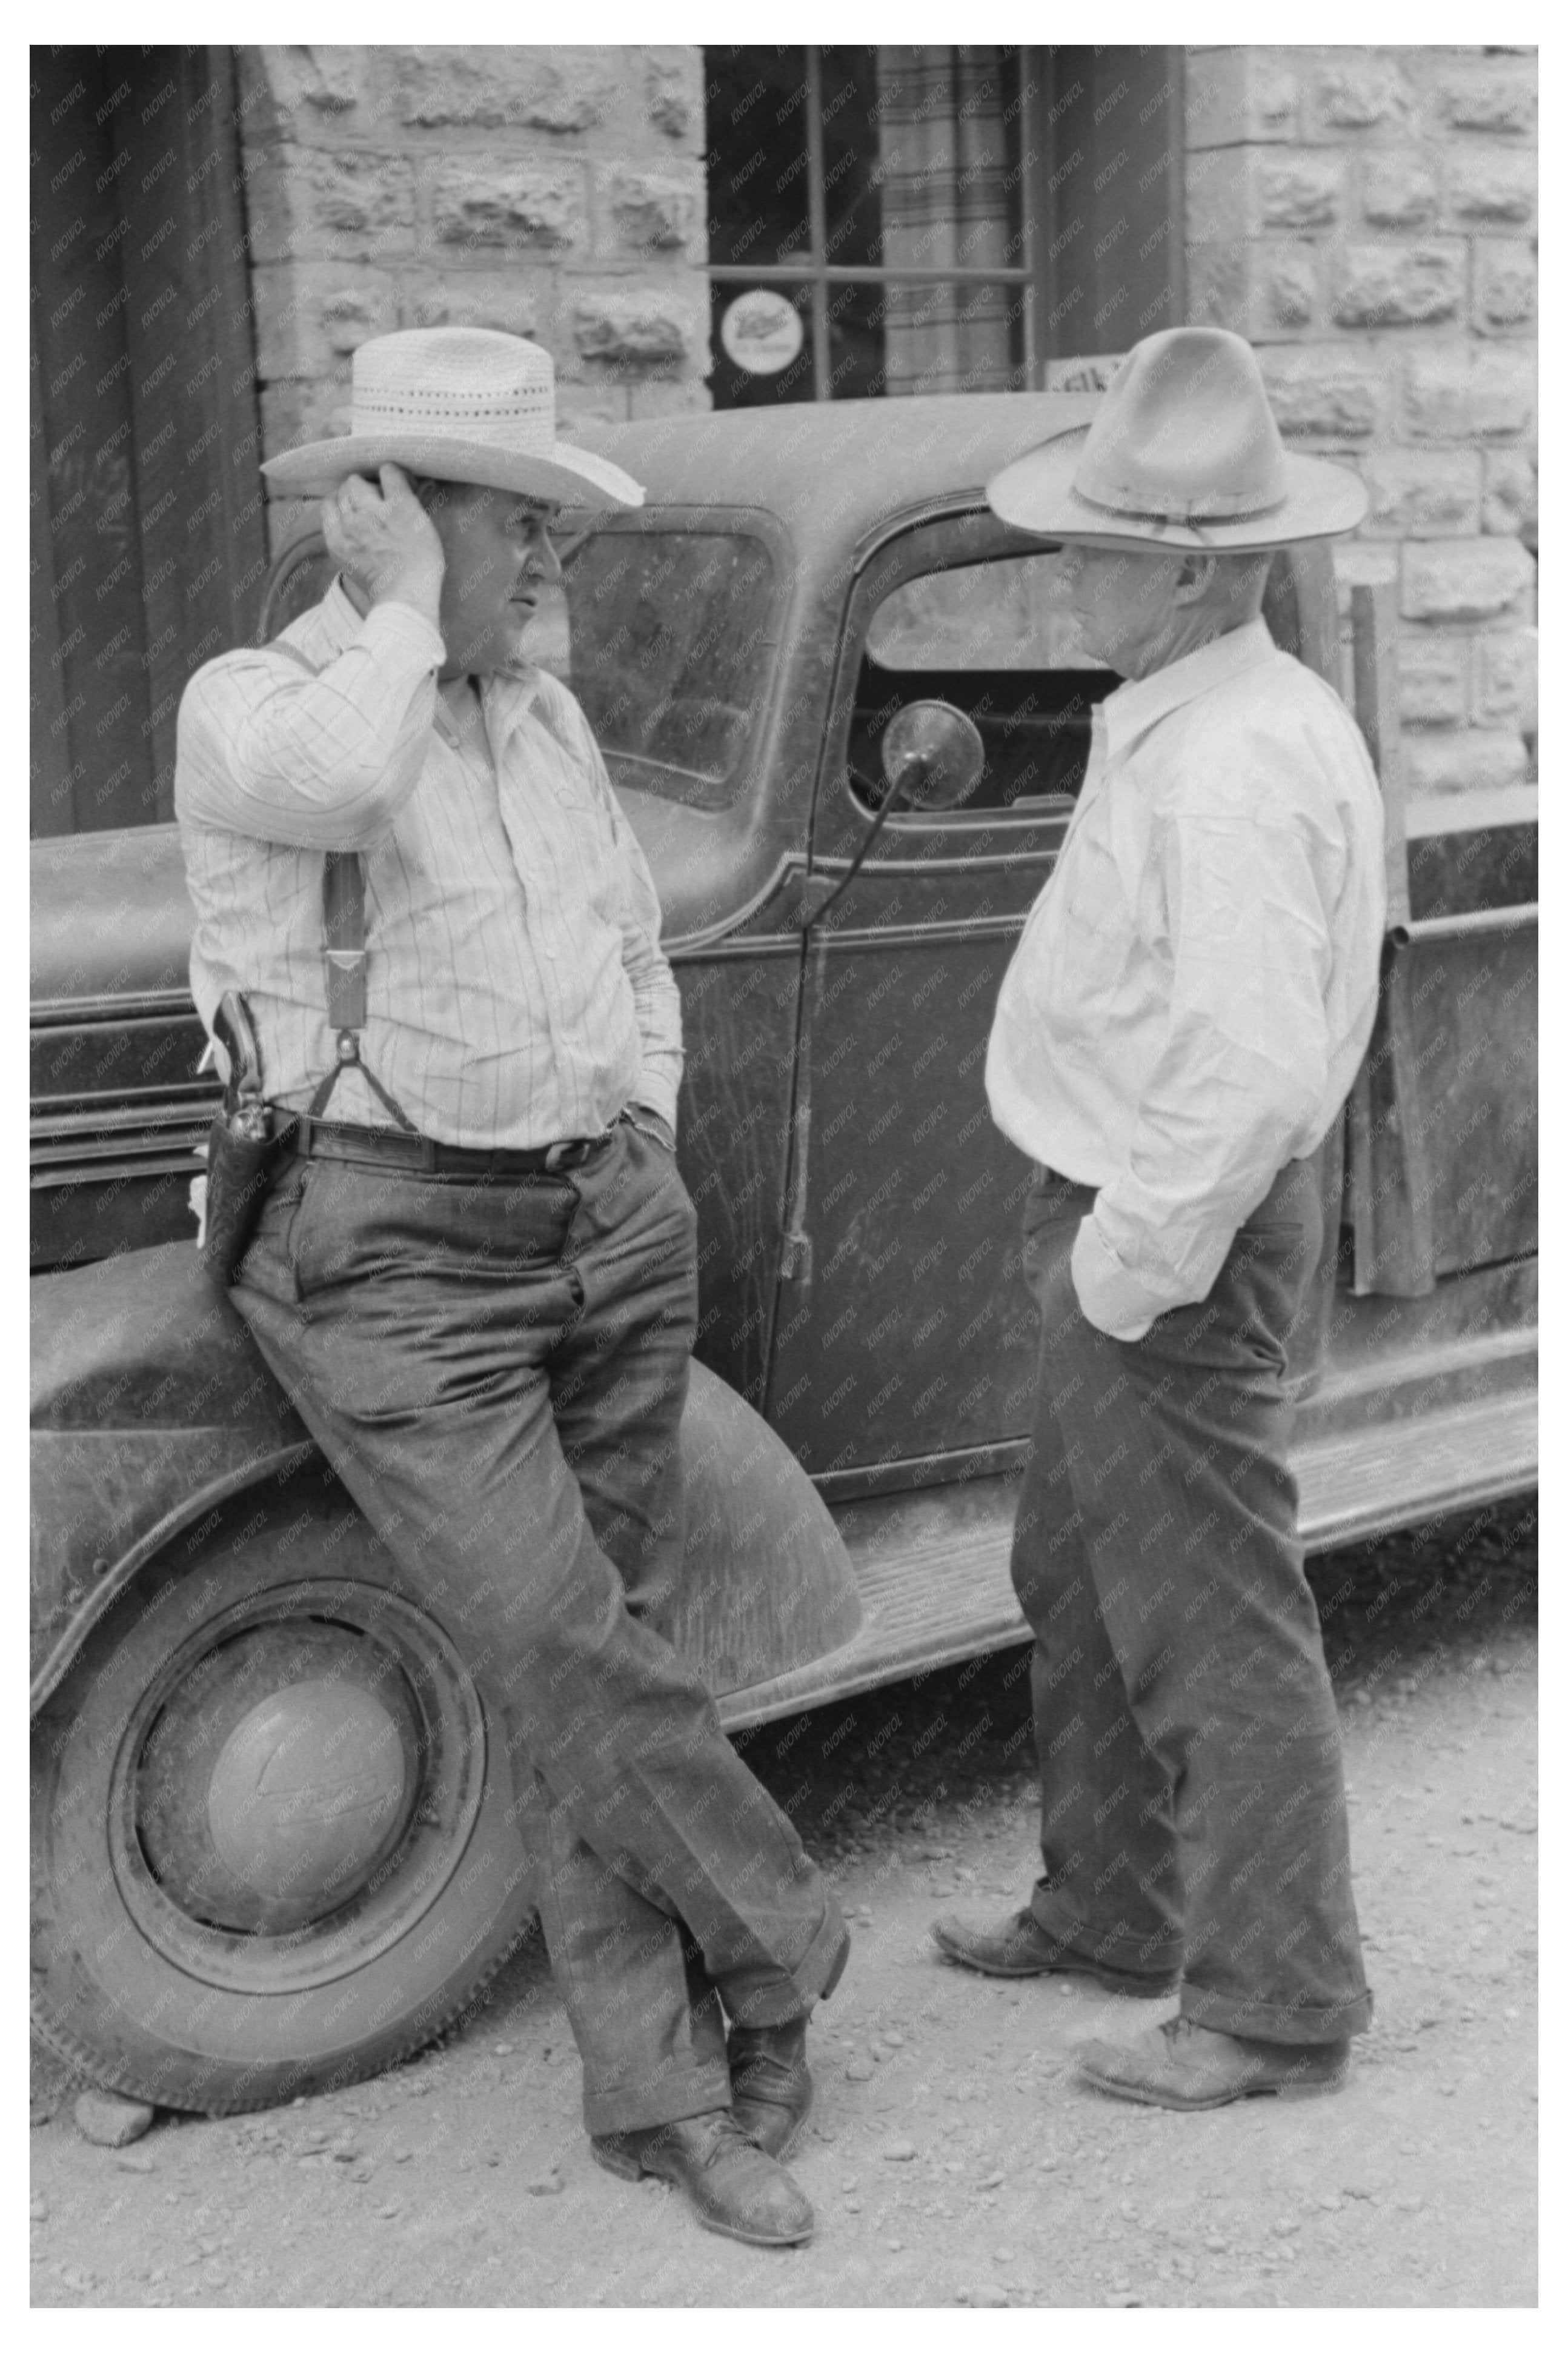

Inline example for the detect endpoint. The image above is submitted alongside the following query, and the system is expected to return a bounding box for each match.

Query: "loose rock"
[73,2089,156,2149]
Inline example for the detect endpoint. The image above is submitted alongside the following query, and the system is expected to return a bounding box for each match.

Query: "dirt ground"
[31,1499,1537,2308]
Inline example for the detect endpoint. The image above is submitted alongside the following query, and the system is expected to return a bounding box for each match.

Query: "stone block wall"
[1185,46,1537,808]
[233,45,711,553]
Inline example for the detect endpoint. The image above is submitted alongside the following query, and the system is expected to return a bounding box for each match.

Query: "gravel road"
[31,1497,1537,2308]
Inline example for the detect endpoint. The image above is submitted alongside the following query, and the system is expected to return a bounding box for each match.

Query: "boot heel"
[1275,2071,1349,2102]
[590,2135,645,2182]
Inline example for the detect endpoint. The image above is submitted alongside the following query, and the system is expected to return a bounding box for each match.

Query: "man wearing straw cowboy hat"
[932,327,1383,2109]
[176,328,846,2246]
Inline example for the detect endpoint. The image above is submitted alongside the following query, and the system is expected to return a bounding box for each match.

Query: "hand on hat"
[322,464,445,627]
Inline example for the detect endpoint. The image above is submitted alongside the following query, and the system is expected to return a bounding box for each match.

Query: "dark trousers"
[1010,1158,1372,2046]
[235,1118,847,2132]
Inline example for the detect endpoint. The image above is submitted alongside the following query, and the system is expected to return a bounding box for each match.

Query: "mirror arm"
[800,762,924,931]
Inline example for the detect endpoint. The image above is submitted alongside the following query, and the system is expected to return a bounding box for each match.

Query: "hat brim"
[986,425,1366,551]
[261,432,643,511]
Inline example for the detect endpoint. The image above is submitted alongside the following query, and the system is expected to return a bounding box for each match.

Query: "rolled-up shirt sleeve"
[1071,808,1334,1341]
[175,601,445,848]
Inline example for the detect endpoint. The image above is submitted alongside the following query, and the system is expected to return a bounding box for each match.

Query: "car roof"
[588,390,1099,551]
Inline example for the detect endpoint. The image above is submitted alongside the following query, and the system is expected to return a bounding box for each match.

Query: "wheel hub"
[205,1678,409,1906]
[135,1621,423,1934]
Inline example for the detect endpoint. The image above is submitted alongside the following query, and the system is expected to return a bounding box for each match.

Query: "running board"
[717,1390,1536,1731]
[1290,1388,1536,1551]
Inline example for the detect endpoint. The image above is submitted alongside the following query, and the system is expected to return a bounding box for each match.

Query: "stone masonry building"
[32,43,1535,836]
[1185,45,1537,804]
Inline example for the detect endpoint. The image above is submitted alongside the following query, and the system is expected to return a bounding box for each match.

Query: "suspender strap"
[322,850,368,1034]
[307,849,417,1130]
[267,631,417,1133]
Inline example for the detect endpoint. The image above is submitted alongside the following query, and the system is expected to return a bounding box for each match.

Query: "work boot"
[728,2015,813,2159]
[931,1907,1178,1996]
[590,2109,814,2247]
[1075,2015,1351,2111]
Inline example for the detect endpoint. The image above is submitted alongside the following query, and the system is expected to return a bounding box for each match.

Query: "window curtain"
[874,47,1017,395]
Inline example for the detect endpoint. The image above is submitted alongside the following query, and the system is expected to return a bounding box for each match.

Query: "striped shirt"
[174,579,682,1148]
[986,617,1386,1341]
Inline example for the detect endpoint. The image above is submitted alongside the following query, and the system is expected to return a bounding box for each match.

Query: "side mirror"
[880,699,985,811]
[805,699,985,930]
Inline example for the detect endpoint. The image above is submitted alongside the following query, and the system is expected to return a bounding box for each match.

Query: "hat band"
[1071,476,1289,525]
[351,390,556,455]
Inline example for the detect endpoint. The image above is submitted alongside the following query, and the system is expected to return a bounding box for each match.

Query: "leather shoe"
[727,2015,813,2159]
[1075,2015,1351,2110]
[931,1907,1178,1996]
[590,2109,814,2247]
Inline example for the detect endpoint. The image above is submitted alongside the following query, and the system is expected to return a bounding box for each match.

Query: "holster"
[201,1107,297,1285]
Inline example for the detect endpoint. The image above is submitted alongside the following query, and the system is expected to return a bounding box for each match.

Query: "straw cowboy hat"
[987,327,1366,551]
[261,327,643,511]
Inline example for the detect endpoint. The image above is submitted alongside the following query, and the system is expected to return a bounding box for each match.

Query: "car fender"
[30,1241,862,1712]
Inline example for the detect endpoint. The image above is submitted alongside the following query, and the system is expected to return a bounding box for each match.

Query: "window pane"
[869,555,1111,672]
[705,47,811,268]
[823,45,1024,274]
[821,278,1027,401]
[868,278,1028,398]
[817,47,882,265]
[563,530,777,810]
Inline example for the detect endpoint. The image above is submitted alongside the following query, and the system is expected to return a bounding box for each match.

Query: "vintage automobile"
[31,391,1538,2115]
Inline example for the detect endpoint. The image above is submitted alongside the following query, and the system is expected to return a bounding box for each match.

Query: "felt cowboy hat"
[261,327,643,511]
[987,327,1366,551]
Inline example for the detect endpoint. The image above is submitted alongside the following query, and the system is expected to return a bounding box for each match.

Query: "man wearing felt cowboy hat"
[932,327,1384,2112]
[175,328,848,2247]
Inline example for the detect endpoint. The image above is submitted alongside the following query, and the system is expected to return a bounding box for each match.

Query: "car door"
[765,509,1118,1486]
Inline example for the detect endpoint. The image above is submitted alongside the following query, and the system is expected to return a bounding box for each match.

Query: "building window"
[703,45,1185,410]
[704,46,1035,407]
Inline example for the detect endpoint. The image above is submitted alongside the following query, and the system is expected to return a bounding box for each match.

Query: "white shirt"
[175,581,682,1148]
[986,617,1386,1340]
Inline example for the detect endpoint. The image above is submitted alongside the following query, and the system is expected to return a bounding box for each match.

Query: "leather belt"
[289,1113,615,1179]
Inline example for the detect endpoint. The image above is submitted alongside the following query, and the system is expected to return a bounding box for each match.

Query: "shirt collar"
[314,577,544,747]
[1099,616,1276,760]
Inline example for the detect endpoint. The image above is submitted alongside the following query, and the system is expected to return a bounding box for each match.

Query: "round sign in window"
[720,290,805,376]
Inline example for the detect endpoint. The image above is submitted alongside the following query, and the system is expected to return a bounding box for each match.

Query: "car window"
[558,530,776,810]
[851,552,1116,816]
[867,553,1102,673]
